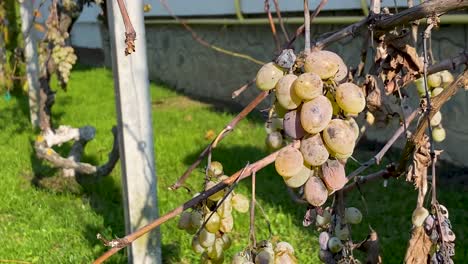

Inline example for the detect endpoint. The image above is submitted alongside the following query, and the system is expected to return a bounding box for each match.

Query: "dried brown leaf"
[404,226,432,264]
[406,135,431,190]
[364,75,402,126]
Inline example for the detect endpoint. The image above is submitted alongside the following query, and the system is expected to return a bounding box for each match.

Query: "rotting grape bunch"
[181,160,300,264]
[257,48,368,263]
[177,161,250,264]
[414,70,454,142]
[259,49,363,202]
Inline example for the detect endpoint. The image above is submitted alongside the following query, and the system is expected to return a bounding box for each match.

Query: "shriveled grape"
[321,159,348,192]
[334,56,349,84]
[327,237,343,253]
[335,82,366,116]
[274,147,304,178]
[293,72,323,100]
[284,165,312,188]
[199,228,216,248]
[318,250,334,263]
[220,214,234,233]
[412,207,429,227]
[275,241,294,255]
[177,211,192,230]
[304,175,328,206]
[190,210,203,229]
[205,181,225,201]
[276,74,301,110]
[216,193,233,217]
[432,126,446,142]
[345,117,359,141]
[219,233,232,250]
[256,62,284,91]
[192,236,206,253]
[414,78,425,96]
[334,225,350,240]
[427,73,442,88]
[232,193,249,213]
[266,131,283,150]
[232,252,250,264]
[255,249,274,264]
[205,211,221,233]
[300,95,333,134]
[265,117,283,134]
[316,210,331,227]
[323,119,356,157]
[432,87,444,97]
[207,240,224,260]
[430,111,442,127]
[208,161,223,178]
[283,109,306,139]
[304,51,340,80]
[440,70,454,88]
[318,232,330,250]
[300,133,329,166]
[345,207,363,224]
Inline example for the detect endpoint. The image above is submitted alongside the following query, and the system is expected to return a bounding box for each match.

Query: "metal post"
[19,0,40,127]
[106,0,161,263]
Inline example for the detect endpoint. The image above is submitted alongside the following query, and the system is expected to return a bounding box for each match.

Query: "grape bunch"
[51,45,78,86]
[256,50,366,206]
[413,70,454,143]
[413,205,456,263]
[315,207,363,263]
[231,240,297,264]
[176,161,249,264]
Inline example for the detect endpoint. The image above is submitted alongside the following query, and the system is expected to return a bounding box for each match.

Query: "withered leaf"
[404,226,433,264]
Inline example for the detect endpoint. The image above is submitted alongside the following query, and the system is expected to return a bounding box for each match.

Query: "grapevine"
[91,1,468,263]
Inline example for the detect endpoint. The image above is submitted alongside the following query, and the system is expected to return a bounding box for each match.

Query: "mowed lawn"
[0,66,466,263]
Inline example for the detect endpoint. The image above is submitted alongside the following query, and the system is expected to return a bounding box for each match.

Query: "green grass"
[0,66,466,263]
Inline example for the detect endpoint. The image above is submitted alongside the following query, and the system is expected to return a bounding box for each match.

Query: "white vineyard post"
[106,0,161,263]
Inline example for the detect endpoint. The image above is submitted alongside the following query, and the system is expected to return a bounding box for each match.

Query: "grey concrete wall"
[140,23,468,167]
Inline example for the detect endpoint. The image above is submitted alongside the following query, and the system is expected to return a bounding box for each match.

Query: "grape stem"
[272,0,290,42]
[93,140,300,263]
[303,0,311,54]
[249,170,257,248]
[284,0,329,50]
[264,0,281,53]
[169,91,269,191]
[421,19,437,204]
[232,78,256,99]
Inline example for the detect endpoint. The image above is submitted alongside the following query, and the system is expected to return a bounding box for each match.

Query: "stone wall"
[140,23,468,167]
